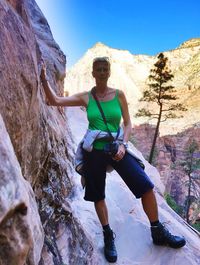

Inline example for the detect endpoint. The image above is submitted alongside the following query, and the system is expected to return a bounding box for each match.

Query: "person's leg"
[111,153,186,248]
[94,199,117,263]
[83,149,117,263]
[110,153,154,200]
[141,189,158,223]
[94,199,109,226]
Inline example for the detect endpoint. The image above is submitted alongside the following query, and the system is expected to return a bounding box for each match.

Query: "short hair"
[93,57,110,68]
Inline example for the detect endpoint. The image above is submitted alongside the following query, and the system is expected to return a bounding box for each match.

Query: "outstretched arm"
[40,63,87,107]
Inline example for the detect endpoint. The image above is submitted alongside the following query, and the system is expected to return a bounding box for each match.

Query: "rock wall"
[65,39,200,220]
[1,1,200,264]
[0,115,43,265]
[0,0,94,264]
[159,127,200,204]
[65,39,200,136]
[66,106,200,265]
[132,124,200,206]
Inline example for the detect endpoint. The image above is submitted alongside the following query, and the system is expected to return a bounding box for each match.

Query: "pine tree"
[179,140,200,223]
[136,53,187,164]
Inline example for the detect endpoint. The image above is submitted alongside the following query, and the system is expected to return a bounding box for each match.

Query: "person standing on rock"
[40,57,186,263]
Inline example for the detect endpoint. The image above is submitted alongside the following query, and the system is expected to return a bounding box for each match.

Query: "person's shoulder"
[108,88,125,98]
[76,90,89,96]
[70,90,90,107]
[117,89,125,97]
[73,90,90,101]
[109,87,121,94]
[107,87,115,92]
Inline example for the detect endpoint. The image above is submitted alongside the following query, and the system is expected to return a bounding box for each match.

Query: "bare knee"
[142,188,155,199]
[94,199,105,207]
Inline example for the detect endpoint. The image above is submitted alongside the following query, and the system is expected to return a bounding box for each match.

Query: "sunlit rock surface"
[0,0,96,264]
[64,38,200,230]
[1,0,200,264]
[65,39,200,136]
[0,115,43,265]
[66,106,200,265]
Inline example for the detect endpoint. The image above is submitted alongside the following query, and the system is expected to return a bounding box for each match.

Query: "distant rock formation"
[65,38,200,136]
[65,37,200,222]
[179,38,200,48]
[1,0,200,264]
[132,124,200,206]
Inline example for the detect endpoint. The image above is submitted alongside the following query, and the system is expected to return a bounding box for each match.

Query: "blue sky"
[35,0,200,68]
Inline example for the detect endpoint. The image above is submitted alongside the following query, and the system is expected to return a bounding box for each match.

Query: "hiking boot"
[103,229,117,263]
[151,223,186,248]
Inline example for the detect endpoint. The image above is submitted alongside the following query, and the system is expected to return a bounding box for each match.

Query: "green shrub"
[164,193,183,215]
[191,222,200,232]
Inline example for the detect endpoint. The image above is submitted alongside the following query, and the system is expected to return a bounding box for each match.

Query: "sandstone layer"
[0,0,95,264]
[65,40,200,136]
[1,0,200,264]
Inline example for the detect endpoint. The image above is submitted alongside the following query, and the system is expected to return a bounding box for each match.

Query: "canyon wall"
[0,0,200,264]
[0,0,95,264]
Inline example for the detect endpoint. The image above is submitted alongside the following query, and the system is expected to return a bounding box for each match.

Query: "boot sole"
[153,240,186,248]
[105,255,117,263]
[104,252,117,263]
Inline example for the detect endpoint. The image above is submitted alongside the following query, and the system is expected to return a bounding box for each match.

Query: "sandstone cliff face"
[1,0,200,264]
[65,39,200,219]
[65,39,200,136]
[132,124,200,206]
[66,106,200,265]
[159,127,200,204]
[0,115,43,265]
[0,0,94,264]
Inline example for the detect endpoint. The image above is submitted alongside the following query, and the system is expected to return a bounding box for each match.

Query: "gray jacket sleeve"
[75,127,144,176]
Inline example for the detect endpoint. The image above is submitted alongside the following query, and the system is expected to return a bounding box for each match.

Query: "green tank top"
[86,89,122,150]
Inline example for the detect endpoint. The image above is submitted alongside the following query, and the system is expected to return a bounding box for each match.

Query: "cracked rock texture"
[0,0,200,265]
[0,0,95,264]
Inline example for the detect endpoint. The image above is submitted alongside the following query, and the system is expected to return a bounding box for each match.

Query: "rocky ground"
[1,0,200,264]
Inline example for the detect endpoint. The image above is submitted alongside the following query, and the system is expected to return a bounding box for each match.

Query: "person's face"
[92,61,110,82]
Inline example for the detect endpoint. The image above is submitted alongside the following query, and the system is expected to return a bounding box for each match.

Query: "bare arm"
[118,90,132,142]
[113,90,132,161]
[40,64,88,107]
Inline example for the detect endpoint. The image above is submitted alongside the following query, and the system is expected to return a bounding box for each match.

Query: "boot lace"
[104,230,116,249]
[161,223,176,241]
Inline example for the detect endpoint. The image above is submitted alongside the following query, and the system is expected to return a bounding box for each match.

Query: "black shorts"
[83,149,154,202]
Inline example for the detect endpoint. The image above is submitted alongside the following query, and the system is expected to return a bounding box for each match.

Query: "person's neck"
[95,83,108,94]
[95,86,109,99]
